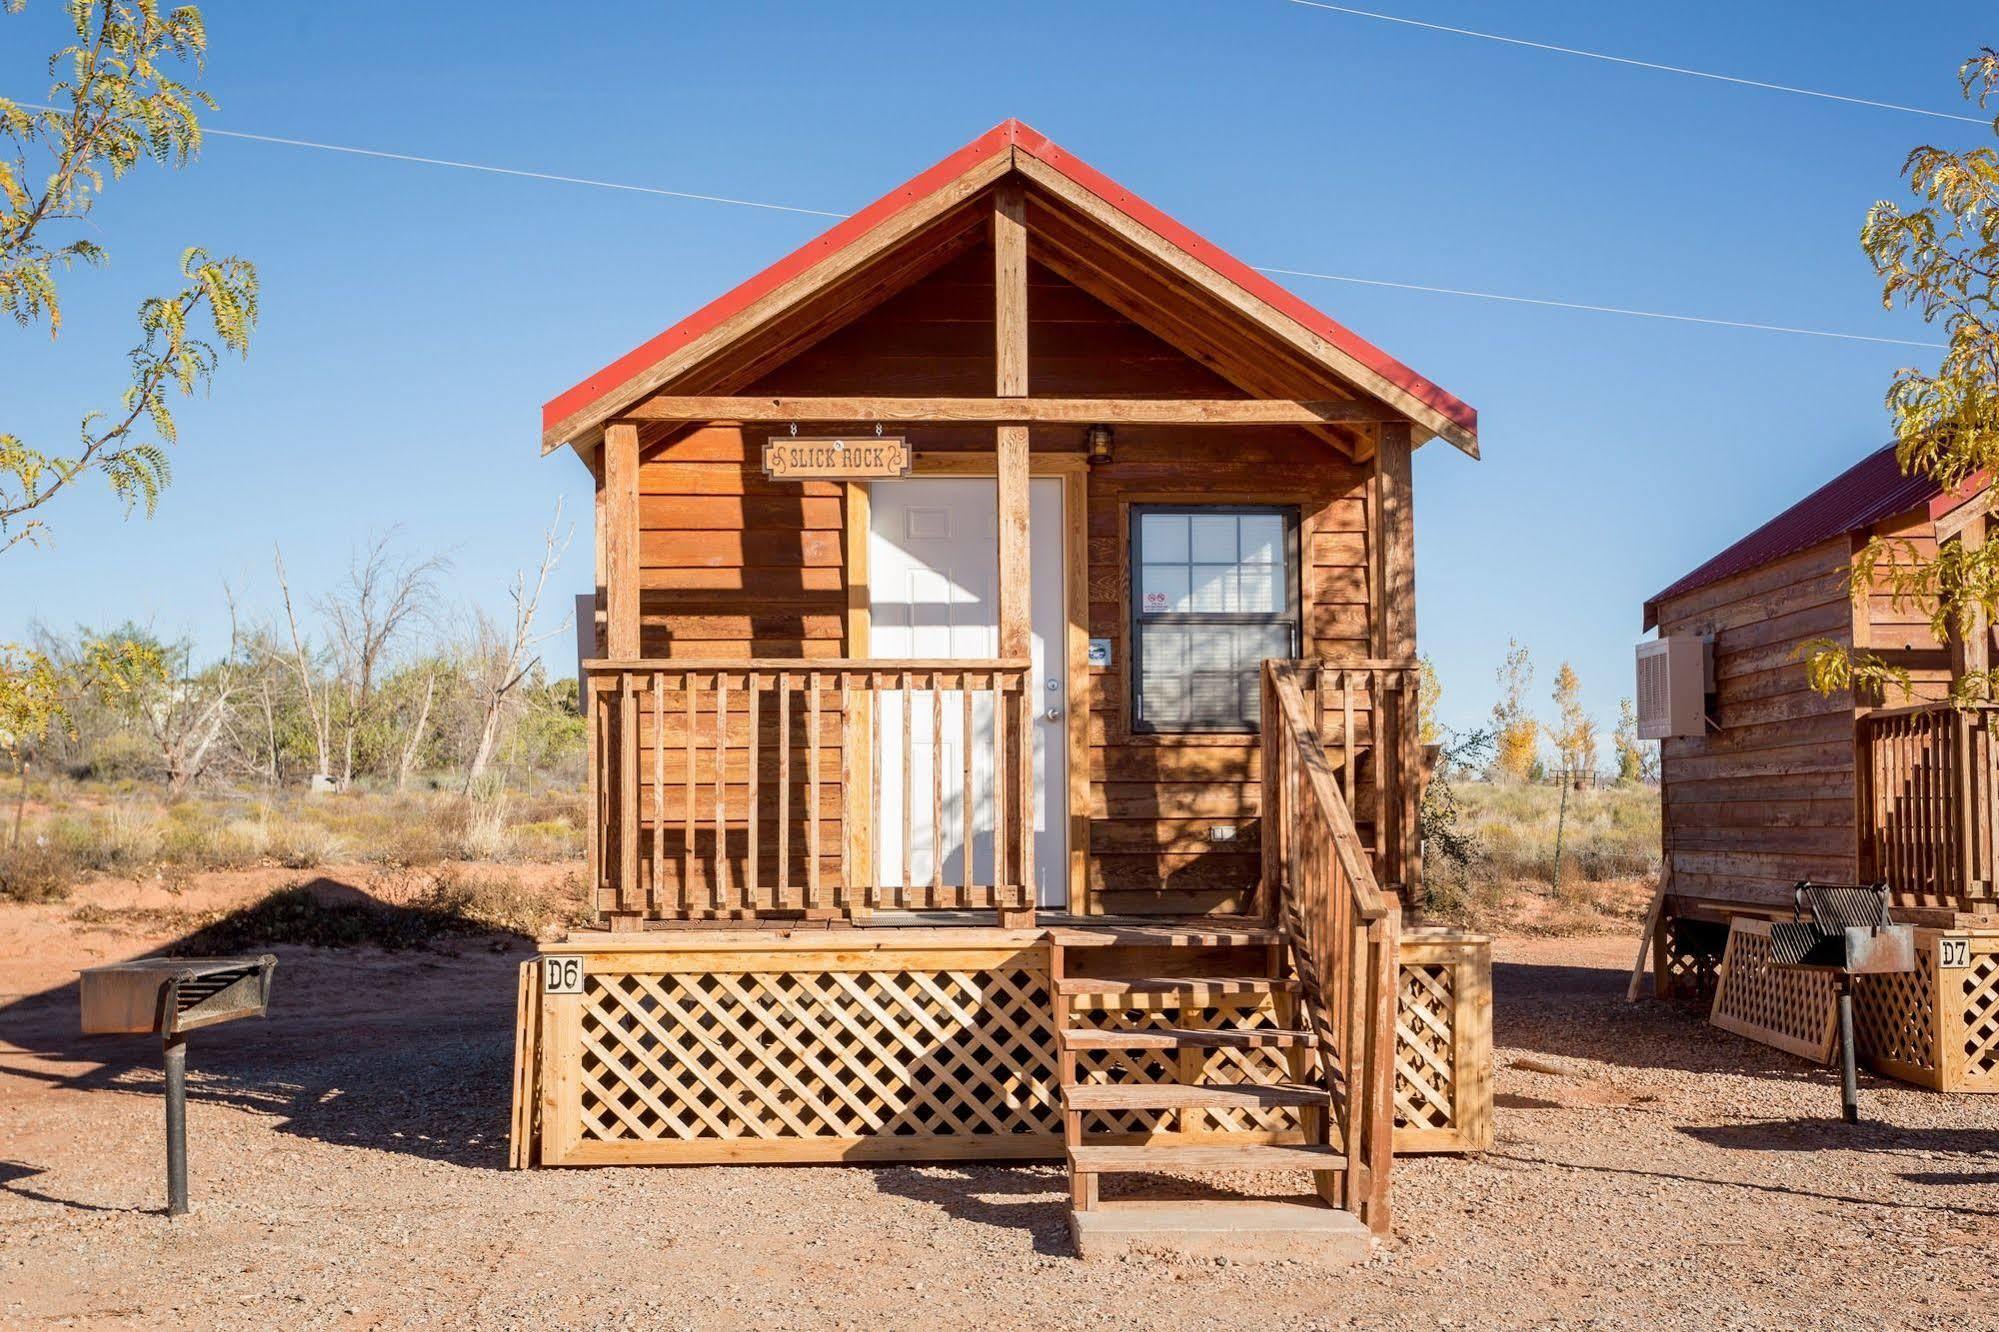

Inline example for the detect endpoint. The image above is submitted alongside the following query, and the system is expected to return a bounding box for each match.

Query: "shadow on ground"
[0,877,531,1169]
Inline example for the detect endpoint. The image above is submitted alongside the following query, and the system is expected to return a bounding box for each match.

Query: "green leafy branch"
[1809,50,1999,707]
[0,1,256,553]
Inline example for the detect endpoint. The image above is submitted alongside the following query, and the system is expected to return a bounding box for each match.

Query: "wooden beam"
[994,186,1034,924]
[603,422,641,659]
[620,395,1401,426]
[1376,421,1419,894]
[1377,422,1416,659]
[996,181,1029,397]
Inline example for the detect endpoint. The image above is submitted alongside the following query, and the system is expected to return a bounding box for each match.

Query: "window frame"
[1128,503,1302,736]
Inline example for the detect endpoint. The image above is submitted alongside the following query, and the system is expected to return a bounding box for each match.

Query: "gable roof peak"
[541,120,1478,457]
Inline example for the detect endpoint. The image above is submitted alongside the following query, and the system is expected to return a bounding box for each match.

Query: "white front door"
[869,477,1068,908]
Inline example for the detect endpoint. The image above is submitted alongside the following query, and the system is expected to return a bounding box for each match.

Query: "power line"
[7,98,1943,349]
[1281,0,1990,125]
[1255,266,1946,349]
[12,102,849,217]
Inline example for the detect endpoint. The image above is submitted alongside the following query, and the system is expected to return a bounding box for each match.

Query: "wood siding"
[610,244,1385,916]
[1656,536,1861,909]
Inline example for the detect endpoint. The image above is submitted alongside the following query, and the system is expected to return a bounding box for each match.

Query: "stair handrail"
[1260,659,1399,1234]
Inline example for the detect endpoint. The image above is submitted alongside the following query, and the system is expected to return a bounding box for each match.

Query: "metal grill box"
[79,956,276,1036]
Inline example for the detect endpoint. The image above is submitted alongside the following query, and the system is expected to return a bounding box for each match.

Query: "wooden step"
[1045,923,1284,949]
[1053,975,1299,999]
[1069,1199,1372,1265]
[1068,1144,1345,1173]
[1058,1025,1318,1051]
[1062,1081,1331,1111]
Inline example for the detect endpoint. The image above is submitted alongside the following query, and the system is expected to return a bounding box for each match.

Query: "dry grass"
[0,779,587,904]
[1424,780,1661,935]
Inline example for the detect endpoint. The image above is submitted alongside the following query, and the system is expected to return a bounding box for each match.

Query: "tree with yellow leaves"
[1416,655,1444,746]
[1489,639,1538,782]
[1549,662,1599,789]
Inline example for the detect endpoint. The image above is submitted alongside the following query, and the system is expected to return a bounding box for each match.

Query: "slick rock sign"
[762,436,911,481]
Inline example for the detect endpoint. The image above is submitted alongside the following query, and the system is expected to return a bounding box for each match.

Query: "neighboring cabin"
[1641,441,1997,998]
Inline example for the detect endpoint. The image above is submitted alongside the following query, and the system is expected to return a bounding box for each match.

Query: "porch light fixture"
[1085,423,1114,464]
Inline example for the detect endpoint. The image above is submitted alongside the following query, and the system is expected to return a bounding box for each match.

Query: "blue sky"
[2,1,1989,743]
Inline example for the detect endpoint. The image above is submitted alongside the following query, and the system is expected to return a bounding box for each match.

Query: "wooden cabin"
[511,120,1493,1256]
[1642,442,1999,1091]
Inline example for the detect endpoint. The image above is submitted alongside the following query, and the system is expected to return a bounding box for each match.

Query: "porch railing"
[1858,700,1999,912]
[584,659,1034,922]
[1260,660,1398,1233]
[1298,658,1422,896]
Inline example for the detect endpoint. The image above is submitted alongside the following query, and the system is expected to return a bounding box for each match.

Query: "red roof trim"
[1641,443,1992,630]
[543,118,1477,441]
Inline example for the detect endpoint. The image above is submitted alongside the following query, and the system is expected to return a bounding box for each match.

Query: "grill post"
[1836,979,1859,1126]
[163,1031,189,1217]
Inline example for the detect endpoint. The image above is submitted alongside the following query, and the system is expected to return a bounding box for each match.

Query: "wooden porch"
[1858,700,1999,917]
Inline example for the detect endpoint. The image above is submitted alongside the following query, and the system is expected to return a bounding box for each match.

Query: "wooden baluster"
[808,672,823,912]
[1019,675,1034,914]
[651,674,665,917]
[1341,671,1356,812]
[682,673,696,911]
[714,674,729,912]
[931,678,945,907]
[962,676,976,900]
[748,672,762,908]
[993,672,1008,896]
[870,670,883,910]
[777,674,791,908]
[619,672,639,918]
[839,672,853,915]
[901,669,914,902]
[1370,670,1387,880]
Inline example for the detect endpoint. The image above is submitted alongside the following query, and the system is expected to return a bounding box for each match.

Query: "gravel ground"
[3,898,1997,1330]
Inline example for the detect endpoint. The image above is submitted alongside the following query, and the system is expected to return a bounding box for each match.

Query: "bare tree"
[465,503,573,792]
[130,605,243,798]
[272,546,334,784]
[320,531,446,790]
[395,666,438,792]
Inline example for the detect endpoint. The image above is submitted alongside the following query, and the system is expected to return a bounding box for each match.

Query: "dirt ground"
[3,872,1997,1330]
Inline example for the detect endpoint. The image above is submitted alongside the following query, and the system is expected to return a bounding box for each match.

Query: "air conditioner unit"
[1636,636,1710,739]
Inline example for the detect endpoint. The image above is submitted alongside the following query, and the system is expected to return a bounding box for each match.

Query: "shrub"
[0,840,81,903]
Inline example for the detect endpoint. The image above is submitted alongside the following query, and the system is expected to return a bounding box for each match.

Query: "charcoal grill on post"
[1767,882,1912,1124]
[78,956,276,1216]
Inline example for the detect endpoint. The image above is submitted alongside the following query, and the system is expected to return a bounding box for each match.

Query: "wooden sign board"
[762,435,911,481]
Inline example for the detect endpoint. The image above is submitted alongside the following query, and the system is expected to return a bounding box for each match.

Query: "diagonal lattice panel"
[1395,963,1457,1132]
[575,965,1060,1142]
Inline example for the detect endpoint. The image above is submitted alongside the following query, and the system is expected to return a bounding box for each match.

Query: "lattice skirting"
[1856,930,1999,1093]
[1710,919,1839,1063]
[512,927,1496,1166]
[1393,928,1492,1153]
[1707,920,1999,1093]
[1658,916,1728,1006]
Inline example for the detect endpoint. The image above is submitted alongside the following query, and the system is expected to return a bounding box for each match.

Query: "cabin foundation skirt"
[1706,919,1999,1093]
[510,926,1492,1167]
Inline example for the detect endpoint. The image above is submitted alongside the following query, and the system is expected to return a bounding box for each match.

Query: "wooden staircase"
[1047,921,1372,1262]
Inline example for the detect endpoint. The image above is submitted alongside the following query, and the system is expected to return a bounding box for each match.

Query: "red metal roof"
[1643,442,1968,628]
[542,118,1478,446]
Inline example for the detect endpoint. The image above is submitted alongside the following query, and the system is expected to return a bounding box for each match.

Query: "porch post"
[995,179,1035,927]
[1376,420,1420,896]
[603,422,642,659]
[602,421,643,930]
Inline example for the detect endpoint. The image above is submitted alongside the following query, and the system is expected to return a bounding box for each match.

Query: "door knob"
[1045,707,1063,722]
